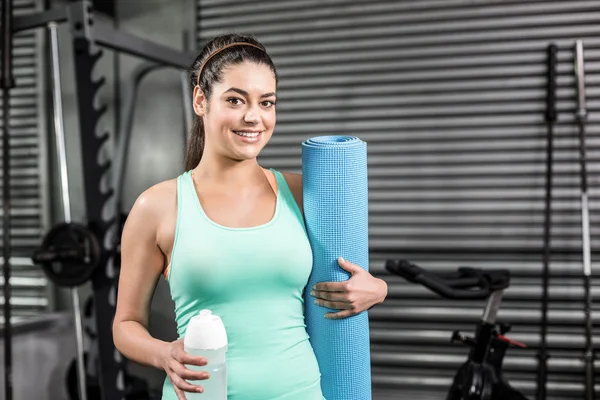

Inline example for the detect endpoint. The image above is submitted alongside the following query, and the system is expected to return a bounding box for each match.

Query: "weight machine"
[2,1,195,399]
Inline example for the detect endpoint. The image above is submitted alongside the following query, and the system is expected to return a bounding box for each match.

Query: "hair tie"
[196,42,265,87]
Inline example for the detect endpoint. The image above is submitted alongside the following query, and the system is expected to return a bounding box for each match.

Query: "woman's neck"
[192,155,265,187]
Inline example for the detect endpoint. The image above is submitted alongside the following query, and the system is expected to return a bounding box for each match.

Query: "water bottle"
[184,309,228,399]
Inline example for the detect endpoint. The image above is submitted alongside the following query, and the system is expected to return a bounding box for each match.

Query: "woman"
[112,34,388,400]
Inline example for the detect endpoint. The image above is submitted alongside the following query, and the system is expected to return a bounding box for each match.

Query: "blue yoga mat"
[302,136,372,400]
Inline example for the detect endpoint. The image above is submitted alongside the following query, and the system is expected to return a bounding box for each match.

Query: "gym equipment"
[535,42,558,400]
[34,21,92,400]
[66,296,154,400]
[573,39,595,400]
[65,296,154,400]
[1,1,15,399]
[8,2,197,398]
[66,353,101,400]
[385,259,529,400]
[32,223,102,288]
[302,136,371,400]
[112,61,190,237]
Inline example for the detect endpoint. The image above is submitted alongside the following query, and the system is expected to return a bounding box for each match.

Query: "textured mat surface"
[302,136,372,400]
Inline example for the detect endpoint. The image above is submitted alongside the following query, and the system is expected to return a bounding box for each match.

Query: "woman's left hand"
[310,257,388,319]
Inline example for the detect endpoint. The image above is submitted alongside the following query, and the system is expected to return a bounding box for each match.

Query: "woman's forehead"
[218,62,276,91]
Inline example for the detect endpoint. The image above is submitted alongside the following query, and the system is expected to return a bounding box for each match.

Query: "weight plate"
[33,222,102,287]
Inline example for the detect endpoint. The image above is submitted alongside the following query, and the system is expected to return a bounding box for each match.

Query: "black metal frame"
[10,2,196,399]
[13,3,195,68]
[2,2,16,399]
[385,260,528,400]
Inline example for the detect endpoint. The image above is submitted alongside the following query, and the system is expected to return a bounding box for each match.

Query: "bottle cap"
[184,309,228,350]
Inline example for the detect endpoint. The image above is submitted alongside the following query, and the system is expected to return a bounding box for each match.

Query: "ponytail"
[184,117,204,171]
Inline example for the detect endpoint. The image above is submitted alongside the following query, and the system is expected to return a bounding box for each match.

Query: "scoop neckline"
[187,169,282,231]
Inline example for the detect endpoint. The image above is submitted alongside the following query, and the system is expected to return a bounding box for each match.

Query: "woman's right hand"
[161,339,209,400]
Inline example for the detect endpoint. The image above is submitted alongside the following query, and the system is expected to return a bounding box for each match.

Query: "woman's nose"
[244,108,259,123]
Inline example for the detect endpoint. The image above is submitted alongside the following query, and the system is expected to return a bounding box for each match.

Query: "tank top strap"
[177,170,196,218]
[164,171,194,280]
[270,169,305,228]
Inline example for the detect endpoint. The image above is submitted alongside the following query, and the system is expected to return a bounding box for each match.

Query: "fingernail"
[314,299,320,305]
[310,290,316,296]
[312,285,316,290]
[197,387,203,393]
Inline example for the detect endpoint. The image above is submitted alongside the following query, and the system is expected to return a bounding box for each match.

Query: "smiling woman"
[184,37,278,169]
[111,34,387,400]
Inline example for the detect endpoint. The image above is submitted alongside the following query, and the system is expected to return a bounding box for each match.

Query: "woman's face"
[195,61,277,162]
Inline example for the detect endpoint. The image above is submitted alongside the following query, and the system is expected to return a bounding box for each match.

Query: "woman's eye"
[262,100,276,107]
[227,98,243,105]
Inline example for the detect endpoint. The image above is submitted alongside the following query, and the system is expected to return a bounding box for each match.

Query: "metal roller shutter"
[0,0,50,322]
[196,1,600,398]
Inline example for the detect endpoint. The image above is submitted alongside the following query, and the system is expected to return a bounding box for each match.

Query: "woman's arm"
[112,183,171,369]
[282,171,388,317]
[113,181,208,399]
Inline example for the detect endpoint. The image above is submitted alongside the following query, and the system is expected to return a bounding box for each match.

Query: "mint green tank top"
[161,169,324,400]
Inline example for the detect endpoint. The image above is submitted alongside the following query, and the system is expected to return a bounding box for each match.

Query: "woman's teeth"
[234,131,260,138]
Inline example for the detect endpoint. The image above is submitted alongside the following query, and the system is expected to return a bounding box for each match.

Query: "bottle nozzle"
[199,309,212,317]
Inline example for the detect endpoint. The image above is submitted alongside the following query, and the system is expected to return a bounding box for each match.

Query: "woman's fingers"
[312,281,349,292]
[173,385,188,400]
[315,299,354,311]
[165,340,208,396]
[170,370,204,394]
[174,348,208,367]
[325,309,355,320]
[180,367,210,381]
[180,354,208,367]
[311,289,350,302]
[170,360,210,381]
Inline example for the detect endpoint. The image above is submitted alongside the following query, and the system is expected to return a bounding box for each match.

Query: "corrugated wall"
[0,0,49,321]
[196,1,600,399]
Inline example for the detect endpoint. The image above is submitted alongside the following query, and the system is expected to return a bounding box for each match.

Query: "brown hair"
[184,34,278,171]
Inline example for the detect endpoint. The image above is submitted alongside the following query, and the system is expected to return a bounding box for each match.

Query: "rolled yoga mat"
[302,136,372,400]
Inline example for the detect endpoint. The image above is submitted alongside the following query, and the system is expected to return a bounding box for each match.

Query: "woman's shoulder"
[279,170,302,184]
[127,177,179,225]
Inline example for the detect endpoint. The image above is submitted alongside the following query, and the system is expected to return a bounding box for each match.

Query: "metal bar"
[574,39,595,400]
[1,0,15,398]
[92,15,195,69]
[372,247,600,258]
[536,42,558,400]
[13,4,194,68]
[48,22,88,400]
[71,30,124,400]
[12,7,68,33]
[71,288,87,400]
[181,31,193,137]
[49,23,71,223]
[181,71,193,136]
[113,63,164,223]
[481,290,503,325]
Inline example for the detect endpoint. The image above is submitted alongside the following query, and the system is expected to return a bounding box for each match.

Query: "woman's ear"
[193,86,207,117]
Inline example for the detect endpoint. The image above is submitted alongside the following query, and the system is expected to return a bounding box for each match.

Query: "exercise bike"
[385,259,529,400]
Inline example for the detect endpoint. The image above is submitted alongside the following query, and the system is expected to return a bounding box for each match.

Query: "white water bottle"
[184,309,228,399]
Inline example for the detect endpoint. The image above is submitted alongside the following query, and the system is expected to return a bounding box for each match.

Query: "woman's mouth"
[232,130,262,143]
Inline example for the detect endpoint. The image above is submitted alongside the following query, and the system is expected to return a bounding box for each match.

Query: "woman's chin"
[228,148,263,162]
[230,140,269,160]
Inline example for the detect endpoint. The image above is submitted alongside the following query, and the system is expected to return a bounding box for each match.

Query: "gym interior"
[1,0,599,399]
